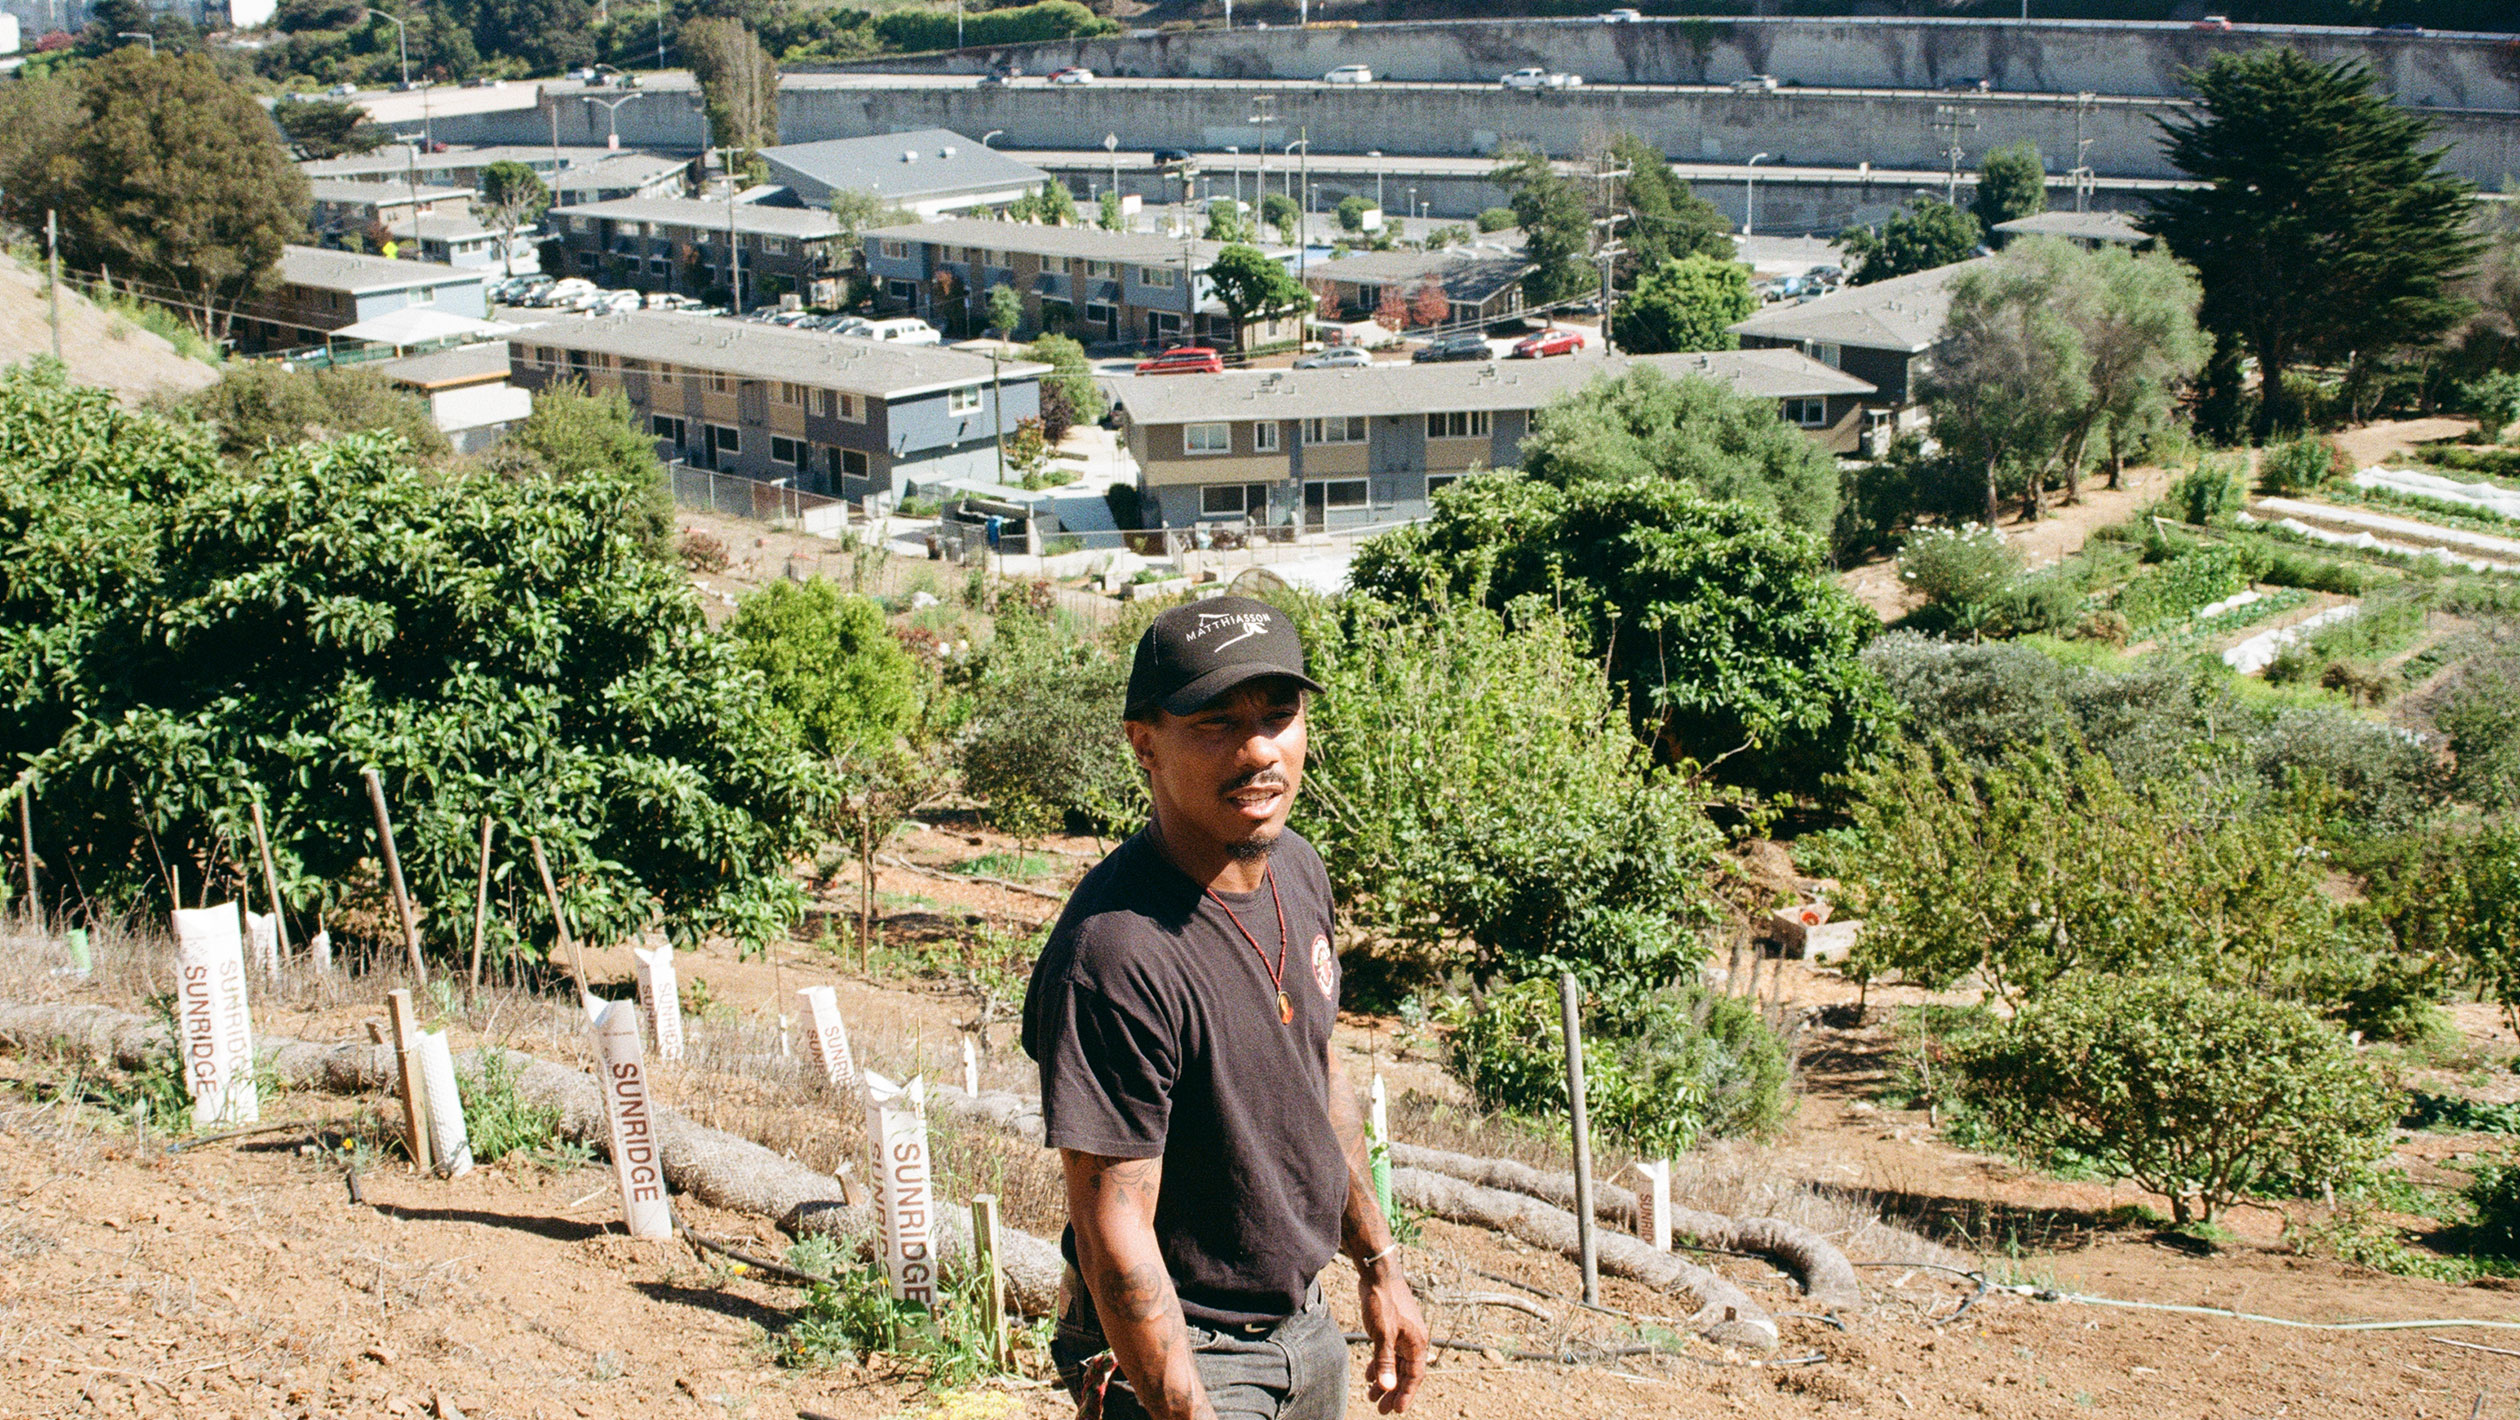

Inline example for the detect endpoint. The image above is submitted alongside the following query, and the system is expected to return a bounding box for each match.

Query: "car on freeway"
[1509,327,1585,359]
[2192,14,2232,29]
[328,81,358,95]
[1048,66,1095,85]
[1731,73,1780,92]
[1601,8,1644,20]
[1502,68,1584,90]
[1135,346,1225,376]
[1941,75,1990,92]
[2376,21,2422,32]
[1152,147,1194,167]
[1323,64,1376,84]
[1413,332,1492,364]
[1294,345,1374,369]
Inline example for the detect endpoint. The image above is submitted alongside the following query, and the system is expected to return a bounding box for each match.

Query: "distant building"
[303,145,684,200]
[1112,348,1873,530]
[506,311,1047,499]
[860,217,1300,349]
[1991,209,2152,249]
[1728,257,1989,413]
[1305,245,1533,327]
[542,196,846,307]
[233,246,489,354]
[755,130,1052,219]
[375,343,532,454]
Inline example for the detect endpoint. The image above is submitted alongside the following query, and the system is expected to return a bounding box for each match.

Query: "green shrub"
[2171,456,2247,525]
[2259,434,2344,494]
[958,604,1142,837]
[2433,650,2520,811]
[871,0,1116,51]
[1442,977,1791,1158]
[463,1050,572,1165]
[2113,544,2245,630]
[2460,827,2520,1034]
[1476,206,1517,233]
[1896,523,2020,618]
[777,1257,1043,1383]
[2458,372,2520,443]
[1949,973,2400,1223]
[1982,563,2088,639]
[2461,1152,2520,1257]
[2244,545,2374,595]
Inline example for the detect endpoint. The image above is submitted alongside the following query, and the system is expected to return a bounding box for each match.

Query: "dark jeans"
[1054,1267,1349,1420]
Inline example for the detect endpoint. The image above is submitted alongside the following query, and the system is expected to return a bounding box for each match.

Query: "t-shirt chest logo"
[1310,933,1335,999]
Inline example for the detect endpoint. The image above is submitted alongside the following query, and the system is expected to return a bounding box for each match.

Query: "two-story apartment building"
[1728,257,1988,412]
[307,178,474,241]
[1307,245,1533,327]
[542,196,846,307]
[234,246,491,354]
[756,130,1051,218]
[859,218,1298,349]
[506,311,1047,499]
[304,145,685,203]
[1112,348,1874,530]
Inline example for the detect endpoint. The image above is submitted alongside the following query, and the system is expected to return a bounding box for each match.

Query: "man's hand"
[1358,1253,1429,1413]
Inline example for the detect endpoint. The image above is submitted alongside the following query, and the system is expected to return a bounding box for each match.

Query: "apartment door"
[1303,481,1325,533]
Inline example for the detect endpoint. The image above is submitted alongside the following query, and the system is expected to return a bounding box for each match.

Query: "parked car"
[2191,14,2232,29]
[1509,328,1585,359]
[1294,345,1373,369]
[1136,346,1226,376]
[1152,147,1194,167]
[849,317,942,345]
[1413,332,1492,364]
[1322,65,1376,84]
[1502,68,1584,90]
[1731,73,1780,93]
[1048,66,1095,85]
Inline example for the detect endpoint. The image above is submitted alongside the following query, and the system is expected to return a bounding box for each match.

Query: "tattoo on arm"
[1062,1150,1215,1420]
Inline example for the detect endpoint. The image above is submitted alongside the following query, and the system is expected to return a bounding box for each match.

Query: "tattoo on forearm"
[1104,1259,1174,1324]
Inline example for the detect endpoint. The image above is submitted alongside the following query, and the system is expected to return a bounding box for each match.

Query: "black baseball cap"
[1124,596,1324,720]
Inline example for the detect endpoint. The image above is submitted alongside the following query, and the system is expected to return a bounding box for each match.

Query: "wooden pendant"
[1278,991,1294,1024]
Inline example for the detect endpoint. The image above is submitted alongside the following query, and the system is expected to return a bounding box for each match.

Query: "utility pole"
[656,0,667,73]
[1592,158,1630,352]
[1932,104,1980,206]
[1250,94,1274,223]
[44,209,62,365]
[2071,91,2097,212]
[1103,132,1120,216]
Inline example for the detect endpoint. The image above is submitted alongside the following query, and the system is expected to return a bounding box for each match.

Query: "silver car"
[1294,345,1374,369]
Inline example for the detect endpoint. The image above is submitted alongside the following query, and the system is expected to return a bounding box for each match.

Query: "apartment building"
[756,130,1050,218]
[542,196,846,308]
[506,311,1046,499]
[304,145,686,204]
[233,246,491,354]
[1113,348,1874,530]
[858,218,1298,348]
[1729,257,1989,409]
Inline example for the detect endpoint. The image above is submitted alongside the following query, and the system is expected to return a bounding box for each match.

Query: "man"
[1023,597,1428,1420]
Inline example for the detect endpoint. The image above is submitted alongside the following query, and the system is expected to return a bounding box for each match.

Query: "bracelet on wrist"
[1356,1243,1401,1269]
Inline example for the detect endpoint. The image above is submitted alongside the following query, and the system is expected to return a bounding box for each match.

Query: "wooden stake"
[529,836,589,997]
[1558,969,1599,1308]
[970,1193,1011,1371]
[385,988,434,1175]
[362,768,427,986]
[468,817,495,996]
[248,796,291,965]
[17,780,37,932]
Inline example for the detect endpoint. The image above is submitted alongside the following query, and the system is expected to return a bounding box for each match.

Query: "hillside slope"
[0,253,221,402]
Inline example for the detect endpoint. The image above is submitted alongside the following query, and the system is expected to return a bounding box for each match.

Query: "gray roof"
[1113,347,1873,426]
[1992,209,2150,245]
[307,177,473,207]
[1727,258,1991,354]
[549,196,844,239]
[863,217,1285,268]
[757,130,1049,203]
[278,245,483,294]
[546,153,689,195]
[509,310,1050,400]
[377,342,513,389]
[301,144,626,182]
[1312,247,1533,305]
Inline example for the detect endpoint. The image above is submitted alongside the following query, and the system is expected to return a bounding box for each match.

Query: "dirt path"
[1840,463,2175,622]
[2333,417,2475,470]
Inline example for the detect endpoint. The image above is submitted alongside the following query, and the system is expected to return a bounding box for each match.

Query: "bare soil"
[0,252,220,404]
[8,826,2520,1420]
[1839,462,2176,623]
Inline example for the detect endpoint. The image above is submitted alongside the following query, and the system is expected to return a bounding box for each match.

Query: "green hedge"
[872,1,1118,52]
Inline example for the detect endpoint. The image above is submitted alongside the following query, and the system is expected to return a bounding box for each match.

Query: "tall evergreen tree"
[2146,49,2480,441]
[1492,146,1595,306]
[1606,132,1732,282]
[684,17,779,158]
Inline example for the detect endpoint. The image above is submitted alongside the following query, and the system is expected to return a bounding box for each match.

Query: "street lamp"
[1285,136,1308,253]
[115,30,154,54]
[1744,152,1770,238]
[981,129,1003,148]
[1224,146,1241,212]
[581,90,644,150]
[372,8,408,87]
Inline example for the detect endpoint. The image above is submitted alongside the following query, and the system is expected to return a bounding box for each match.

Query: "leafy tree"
[1023,334,1105,442]
[1971,142,2048,235]
[1514,365,1840,536]
[0,364,822,952]
[1202,242,1307,348]
[1605,131,1732,278]
[1351,474,1891,797]
[477,160,550,278]
[1408,281,1449,329]
[1097,190,1123,232]
[1335,194,1369,233]
[1029,179,1077,226]
[2460,828,2520,1034]
[1492,145,1594,305]
[273,98,386,160]
[1839,198,1982,286]
[0,50,306,341]
[480,381,673,557]
[1616,253,1754,355]
[869,0,1116,51]
[182,362,447,463]
[827,188,914,268]
[2147,50,2482,440]
[728,580,920,764]
[684,17,778,156]
[1950,973,2399,1224]
[1260,192,1300,246]
[985,282,1023,338]
[959,604,1141,838]
[1203,197,1254,243]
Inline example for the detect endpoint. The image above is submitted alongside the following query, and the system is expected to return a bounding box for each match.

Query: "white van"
[846,317,942,346]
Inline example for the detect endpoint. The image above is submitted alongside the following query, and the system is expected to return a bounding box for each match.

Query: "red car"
[1135,346,1225,376]
[1509,328,1585,359]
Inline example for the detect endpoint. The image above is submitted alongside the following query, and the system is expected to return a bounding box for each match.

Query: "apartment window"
[1139,266,1178,288]
[1184,422,1233,455]
[1085,259,1116,279]
[1315,479,1369,509]
[621,358,649,374]
[814,389,864,422]
[1201,484,1268,517]
[409,286,437,305]
[1808,341,1841,369]
[1303,416,1366,445]
[533,345,558,367]
[1254,421,1280,453]
[828,447,869,483]
[709,371,731,394]
[946,386,982,415]
[978,248,1002,266]
[654,363,675,384]
[649,257,671,276]
[1425,410,1491,440]
[760,236,789,255]
[775,382,805,407]
[692,227,712,245]
[887,279,919,306]
[567,216,591,233]
[838,392,863,422]
[1783,397,1829,428]
[1427,473,1462,496]
[770,435,808,468]
[877,239,909,259]
[1084,302,1117,332]
[650,414,686,445]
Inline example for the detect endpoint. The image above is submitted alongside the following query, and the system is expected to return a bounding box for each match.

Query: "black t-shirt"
[1021,829,1347,1328]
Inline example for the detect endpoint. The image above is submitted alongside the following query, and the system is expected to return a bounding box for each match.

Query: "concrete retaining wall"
[818,18,2520,111]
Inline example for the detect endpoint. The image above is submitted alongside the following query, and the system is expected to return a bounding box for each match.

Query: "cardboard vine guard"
[864,1070,935,1306]
[586,995,673,1238]
[172,903,258,1129]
